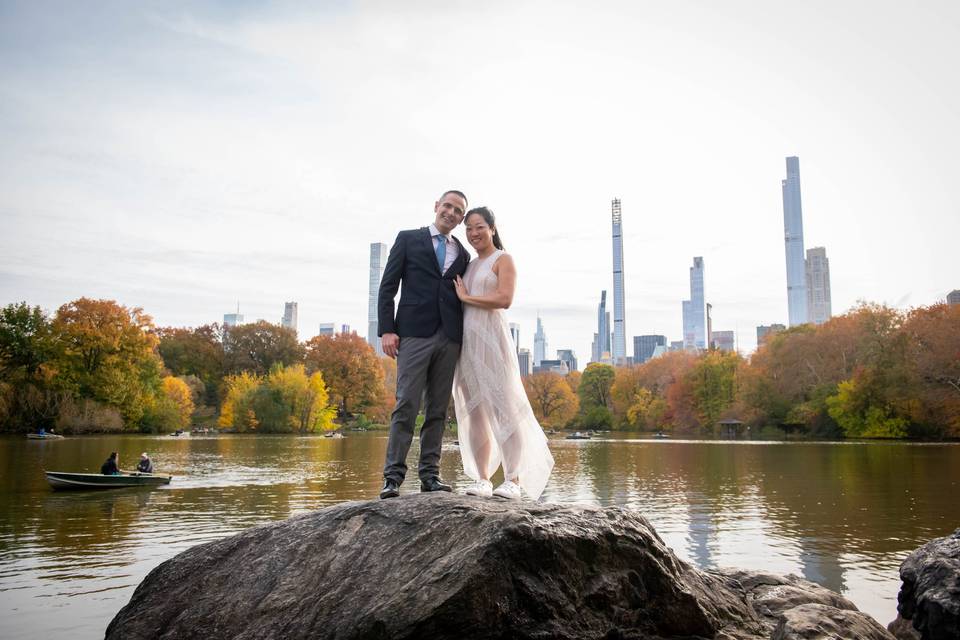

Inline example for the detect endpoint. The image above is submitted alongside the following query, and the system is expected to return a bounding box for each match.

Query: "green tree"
[826,375,909,438]
[578,363,615,410]
[0,302,57,378]
[0,303,65,431]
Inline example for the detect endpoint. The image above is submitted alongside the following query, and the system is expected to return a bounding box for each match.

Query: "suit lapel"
[420,227,442,276]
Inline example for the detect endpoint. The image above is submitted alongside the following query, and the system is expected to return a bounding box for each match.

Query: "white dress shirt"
[429,223,458,273]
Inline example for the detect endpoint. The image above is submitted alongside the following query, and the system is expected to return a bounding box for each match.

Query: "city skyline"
[2,3,958,363]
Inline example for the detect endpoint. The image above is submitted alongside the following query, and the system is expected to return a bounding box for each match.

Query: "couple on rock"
[378,189,554,501]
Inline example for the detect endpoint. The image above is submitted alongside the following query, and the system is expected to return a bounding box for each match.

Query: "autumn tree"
[687,350,741,431]
[142,376,196,433]
[52,298,162,427]
[222,321,303,376]
[902,303,960,436]
[156,324,224,403]
[303,332,385,418]
[610,366,667,430]
[218,365,335,433]
[367,356,398,424]
[523,371,578,428]
[218,371,261,431]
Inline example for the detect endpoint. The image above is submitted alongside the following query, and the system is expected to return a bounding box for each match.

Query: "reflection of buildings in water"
[798,537,846,594]
[685,497,716,569]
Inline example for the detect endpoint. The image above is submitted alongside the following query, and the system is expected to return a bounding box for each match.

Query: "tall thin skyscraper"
[681,257,706,350]
[368,242,388,355]
[534,315,547,366]
[611,199,626,364]
[591,290,611,363]
[805,246,832,325]
[509,323,520,355]
[281,301,298,333]
[782,156,808,326]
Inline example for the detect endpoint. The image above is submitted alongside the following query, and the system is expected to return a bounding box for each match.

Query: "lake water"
[1,432,957,638]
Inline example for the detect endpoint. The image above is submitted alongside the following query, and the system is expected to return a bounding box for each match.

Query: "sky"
[2,0,958,361]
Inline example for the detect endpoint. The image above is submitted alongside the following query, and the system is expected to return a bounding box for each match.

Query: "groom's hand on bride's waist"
[382,333,399,359]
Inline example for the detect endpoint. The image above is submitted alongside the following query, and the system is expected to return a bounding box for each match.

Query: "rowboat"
[27,433,64,440]
[45,470,172,491]
[565,432,592,440]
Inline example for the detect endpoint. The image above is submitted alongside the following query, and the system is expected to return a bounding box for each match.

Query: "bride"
[452,207,554,500]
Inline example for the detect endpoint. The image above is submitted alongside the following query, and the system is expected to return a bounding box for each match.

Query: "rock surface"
[107,493,890,640]
[891,528,960,640]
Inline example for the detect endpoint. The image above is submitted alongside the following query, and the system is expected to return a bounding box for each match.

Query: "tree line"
[0,298,392,434]
[2,298,957,438]
[524,302,960,439]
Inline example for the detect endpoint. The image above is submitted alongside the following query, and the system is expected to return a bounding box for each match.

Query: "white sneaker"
[493,480,522,500]
[465,479,493,498]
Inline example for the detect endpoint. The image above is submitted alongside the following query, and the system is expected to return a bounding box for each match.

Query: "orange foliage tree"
[303,332,385,418]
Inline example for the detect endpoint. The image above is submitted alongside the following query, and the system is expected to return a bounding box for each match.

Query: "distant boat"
[27,433,64,440]
[654,431,670,439]
[323,432,344,439]
[565,432,591,440]
[45,471,172,491]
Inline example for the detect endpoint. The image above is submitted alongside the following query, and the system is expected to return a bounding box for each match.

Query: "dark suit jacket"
[378,227,470,344]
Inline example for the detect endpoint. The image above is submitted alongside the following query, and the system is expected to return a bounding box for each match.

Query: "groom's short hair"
[441,189,468,207]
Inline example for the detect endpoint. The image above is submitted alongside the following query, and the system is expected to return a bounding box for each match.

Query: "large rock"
[890,528,960,640]
[106,494,888,639]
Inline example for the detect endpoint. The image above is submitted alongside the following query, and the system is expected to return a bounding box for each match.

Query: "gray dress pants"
[382,330,460,484]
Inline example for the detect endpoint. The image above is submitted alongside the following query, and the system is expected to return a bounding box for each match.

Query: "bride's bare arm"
[454,254,516,309]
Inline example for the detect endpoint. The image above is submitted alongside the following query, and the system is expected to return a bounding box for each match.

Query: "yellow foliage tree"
[523,372,578,428]
[161,377,195,428]
[219,372,261,431]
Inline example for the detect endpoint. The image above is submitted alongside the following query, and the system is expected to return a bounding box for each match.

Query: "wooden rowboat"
[45,470,172,491]
[27,433,65,440]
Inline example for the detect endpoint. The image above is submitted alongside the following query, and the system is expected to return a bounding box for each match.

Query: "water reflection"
[1,434,958,639]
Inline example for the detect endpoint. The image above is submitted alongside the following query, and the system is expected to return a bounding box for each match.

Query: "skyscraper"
[681,257,706,350]
[224,303,243,328]
[509,323,520,355]
[318,323,335,336]
[611,199,627,364]
[556,349,578,373]
[756,323,786,346]
[633,335,666,364]
[368,242,388,355]
[534,315,547,366]
[711,330,735,353]
[518,348,532,377]
[805,246,832,325]
[948,290,960,306]
[591,290,611,363]
[782,156,808,326]
[281,301,298,333]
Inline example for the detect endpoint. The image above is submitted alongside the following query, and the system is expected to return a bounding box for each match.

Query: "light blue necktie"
[435,234,447,272]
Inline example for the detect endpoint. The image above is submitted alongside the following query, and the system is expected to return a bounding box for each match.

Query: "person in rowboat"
[137,453,154,474]
[100,452,120,475]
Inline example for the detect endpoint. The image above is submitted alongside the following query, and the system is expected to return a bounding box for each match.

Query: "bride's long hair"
[465,207,504,250]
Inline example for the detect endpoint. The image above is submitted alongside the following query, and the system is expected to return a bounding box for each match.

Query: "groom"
[377,189,470,499]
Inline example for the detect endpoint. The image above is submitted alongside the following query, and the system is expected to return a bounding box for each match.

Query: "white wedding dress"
[453,250,555,500]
